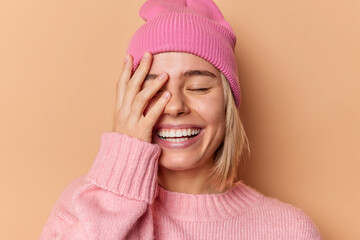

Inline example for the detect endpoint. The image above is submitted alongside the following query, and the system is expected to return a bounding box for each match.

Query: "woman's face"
[142,52,226,171]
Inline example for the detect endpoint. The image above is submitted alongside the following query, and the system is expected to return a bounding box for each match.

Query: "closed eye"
[153,88,211,97]
[189,88,210,92]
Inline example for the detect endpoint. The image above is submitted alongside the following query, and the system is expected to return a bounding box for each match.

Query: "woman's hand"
[112,51,171,143]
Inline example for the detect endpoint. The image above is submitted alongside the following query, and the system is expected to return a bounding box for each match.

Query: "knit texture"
[126,0,241,106]
[40,132,322,239]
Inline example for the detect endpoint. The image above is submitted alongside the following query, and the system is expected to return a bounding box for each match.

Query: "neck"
[157,158,225,194]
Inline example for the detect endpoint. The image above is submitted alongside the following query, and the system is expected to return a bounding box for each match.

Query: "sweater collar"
[153,182,264,221]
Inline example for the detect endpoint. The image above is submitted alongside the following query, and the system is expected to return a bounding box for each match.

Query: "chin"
[158,153,203,171]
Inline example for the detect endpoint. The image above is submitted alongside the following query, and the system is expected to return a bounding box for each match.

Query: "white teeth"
[169,129,175,137]
[164,137,189,142]
[182,129,187,136]
[175,129,182,137]
[157,128,202,138]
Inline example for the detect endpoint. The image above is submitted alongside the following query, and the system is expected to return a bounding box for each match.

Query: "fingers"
[122,51,153,109]
[112,51,171,140]
[132,72,168,118]
[115,53,133,110]
[143,91,171,128]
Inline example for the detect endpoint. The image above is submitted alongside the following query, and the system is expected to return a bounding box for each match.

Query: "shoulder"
[241,184,322,239]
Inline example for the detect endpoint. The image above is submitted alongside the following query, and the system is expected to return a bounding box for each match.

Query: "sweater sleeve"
[39,132,161,240]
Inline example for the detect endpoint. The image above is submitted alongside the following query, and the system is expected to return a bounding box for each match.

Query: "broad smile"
[153,125,205,149]
[157,128,201,142]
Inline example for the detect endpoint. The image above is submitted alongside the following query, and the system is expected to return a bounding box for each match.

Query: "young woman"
[40,0,321,239]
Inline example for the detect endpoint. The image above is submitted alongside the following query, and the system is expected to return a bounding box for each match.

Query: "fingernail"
[143,51,151,60]
[124,54,129,64]
[163,91,170,100]
[158,73,167,80]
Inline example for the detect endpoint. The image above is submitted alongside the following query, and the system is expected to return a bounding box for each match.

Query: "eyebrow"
[145,70,217,80]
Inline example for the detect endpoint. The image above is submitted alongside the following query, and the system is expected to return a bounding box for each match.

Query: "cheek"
[194,97,225,124]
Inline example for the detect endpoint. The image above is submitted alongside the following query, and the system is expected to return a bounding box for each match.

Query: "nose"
[163,90,190,117]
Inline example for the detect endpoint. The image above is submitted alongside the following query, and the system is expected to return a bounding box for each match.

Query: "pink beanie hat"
[126,0,241,106]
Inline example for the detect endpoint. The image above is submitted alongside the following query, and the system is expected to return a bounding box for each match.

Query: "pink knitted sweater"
[40,132,321,239]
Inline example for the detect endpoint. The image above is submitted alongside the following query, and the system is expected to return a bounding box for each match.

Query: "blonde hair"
[205,73,251,192]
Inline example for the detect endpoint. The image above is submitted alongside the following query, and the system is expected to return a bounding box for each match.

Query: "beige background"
[1,0,359,239]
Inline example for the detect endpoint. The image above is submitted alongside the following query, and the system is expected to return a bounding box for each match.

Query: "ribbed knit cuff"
[86,132,161,204]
